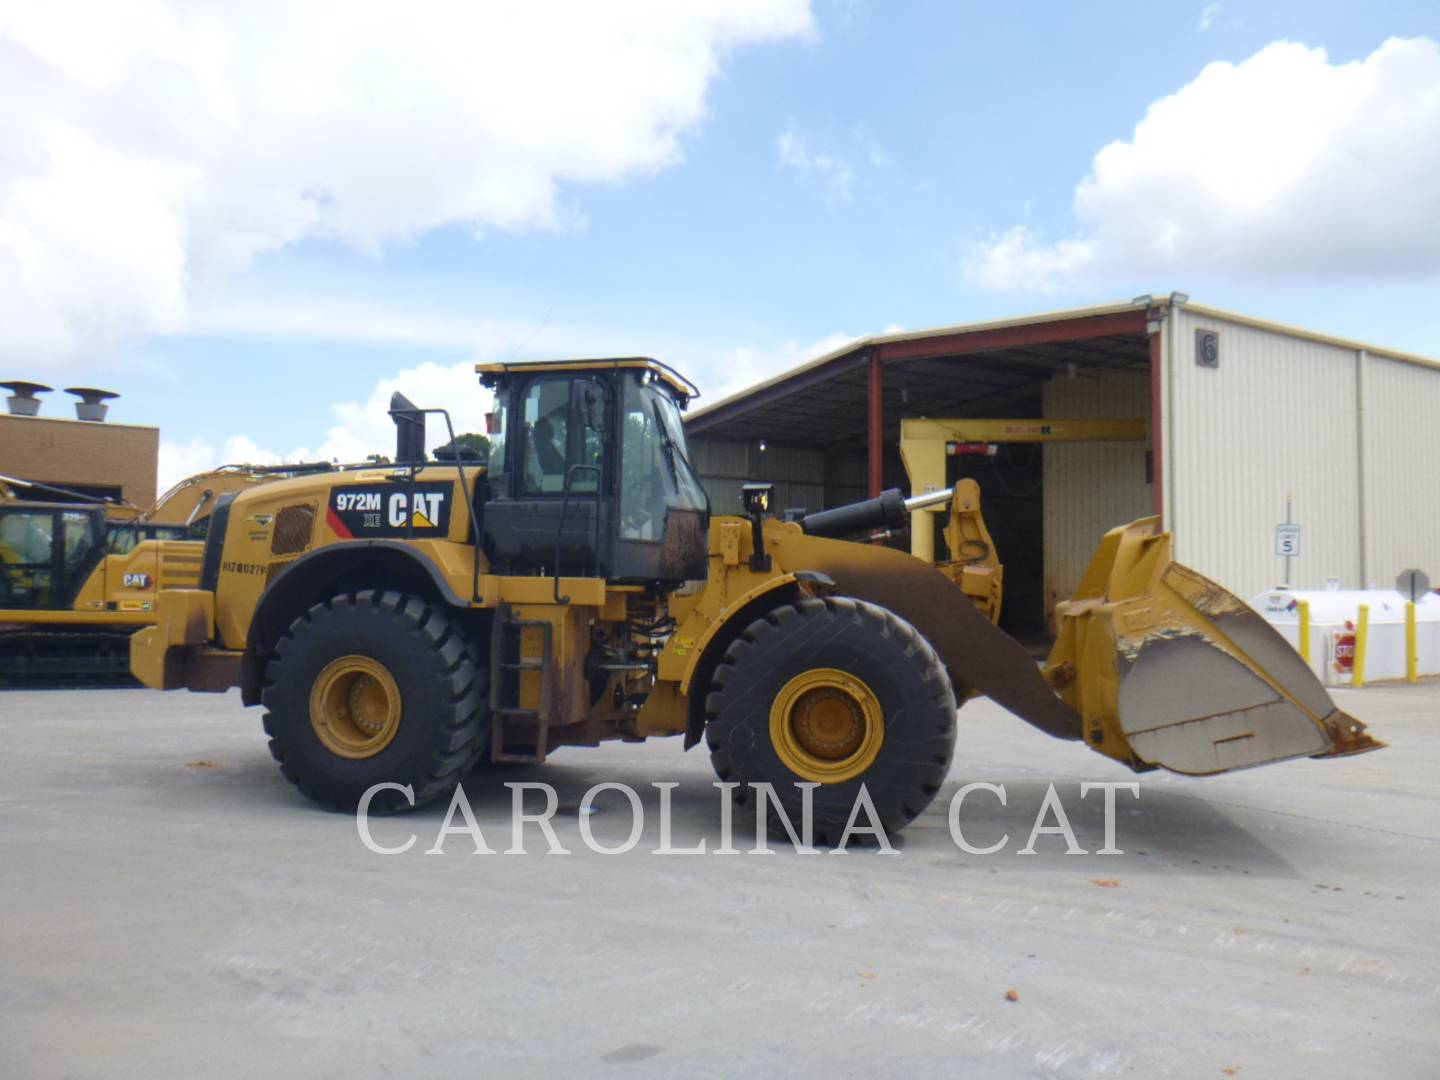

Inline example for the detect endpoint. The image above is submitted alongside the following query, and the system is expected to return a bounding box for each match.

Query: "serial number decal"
[326,482,452,539]
[221,561,267,576]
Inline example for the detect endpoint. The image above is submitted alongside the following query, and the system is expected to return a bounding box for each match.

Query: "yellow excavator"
[135,463,335,530]
[131,359,1380,838]
[0,463,332,683]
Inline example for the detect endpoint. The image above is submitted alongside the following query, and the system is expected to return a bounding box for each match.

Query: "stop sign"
[1334,631,1356,674]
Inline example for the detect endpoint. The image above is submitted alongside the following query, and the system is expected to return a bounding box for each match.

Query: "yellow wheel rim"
[769,668,884,784]
[308,655,402,760]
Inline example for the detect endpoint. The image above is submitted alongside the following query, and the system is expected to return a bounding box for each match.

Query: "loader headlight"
[741,483,773,517]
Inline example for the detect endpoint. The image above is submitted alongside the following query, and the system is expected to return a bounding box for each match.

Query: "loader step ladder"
[489,605,554,764]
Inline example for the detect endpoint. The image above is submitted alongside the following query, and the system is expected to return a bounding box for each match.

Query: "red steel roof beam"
[872,310,1150,363]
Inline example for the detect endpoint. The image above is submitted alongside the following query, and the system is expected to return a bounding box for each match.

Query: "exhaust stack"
[389,392,427,464]
[2,381,52,416]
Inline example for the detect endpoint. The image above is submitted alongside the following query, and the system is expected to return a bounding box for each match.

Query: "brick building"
[0,386,158,507]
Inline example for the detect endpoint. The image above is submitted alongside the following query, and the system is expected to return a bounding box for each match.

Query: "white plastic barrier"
[1249,588,1440,686]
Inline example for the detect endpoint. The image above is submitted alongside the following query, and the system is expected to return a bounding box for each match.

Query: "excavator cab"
[0,504,105,609]
[477,359,709,585]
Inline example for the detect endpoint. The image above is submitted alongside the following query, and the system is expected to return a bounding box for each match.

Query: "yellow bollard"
[1352,604,1370,688]
[1297,599,1311,665]
[1406,601,1418,684]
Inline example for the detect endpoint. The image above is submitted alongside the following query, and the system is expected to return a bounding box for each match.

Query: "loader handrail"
[552,464,602,605]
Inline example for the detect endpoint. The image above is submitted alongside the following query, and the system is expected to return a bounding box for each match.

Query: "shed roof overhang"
[685,303,1155,450]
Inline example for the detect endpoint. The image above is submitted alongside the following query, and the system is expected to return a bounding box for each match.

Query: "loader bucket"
[1047,518,1383,775]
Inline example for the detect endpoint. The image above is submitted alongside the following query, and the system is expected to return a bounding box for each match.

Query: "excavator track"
[0,626,138,687]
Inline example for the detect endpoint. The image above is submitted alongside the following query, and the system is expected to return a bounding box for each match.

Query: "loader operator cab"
[477,359,709,586]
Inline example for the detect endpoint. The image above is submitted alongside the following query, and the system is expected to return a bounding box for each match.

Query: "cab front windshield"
[620,377,706,541]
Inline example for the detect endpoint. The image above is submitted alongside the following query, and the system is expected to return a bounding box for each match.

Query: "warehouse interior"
[684,302,1160,641]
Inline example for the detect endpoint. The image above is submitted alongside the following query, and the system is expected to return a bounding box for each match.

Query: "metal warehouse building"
[684,296,1440,640]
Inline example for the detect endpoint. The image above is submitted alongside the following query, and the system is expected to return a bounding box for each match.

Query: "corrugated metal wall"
[689,439,826,517]
[1166,308,1363,600]
[1042,370,1153,616]
[1362,354,1440,585]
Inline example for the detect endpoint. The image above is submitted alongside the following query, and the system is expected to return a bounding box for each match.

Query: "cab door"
[482,373,614,576]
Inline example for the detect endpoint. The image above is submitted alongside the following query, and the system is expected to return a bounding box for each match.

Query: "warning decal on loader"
[326,482,452,539]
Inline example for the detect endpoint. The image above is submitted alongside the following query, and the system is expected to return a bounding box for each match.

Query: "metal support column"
[1149,325,1164,527]
[867,349,883,499]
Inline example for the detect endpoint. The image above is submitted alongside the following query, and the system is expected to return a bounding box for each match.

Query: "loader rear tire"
[260,590,489,813]
[704,596,956,844]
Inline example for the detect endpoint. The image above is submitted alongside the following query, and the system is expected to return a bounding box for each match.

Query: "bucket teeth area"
[1049,517,1384,775]
[1314,710,1386,758]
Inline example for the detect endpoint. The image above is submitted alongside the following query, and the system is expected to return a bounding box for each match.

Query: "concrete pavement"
[1,683,1436,1078]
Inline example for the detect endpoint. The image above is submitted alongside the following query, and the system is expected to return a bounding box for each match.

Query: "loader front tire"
[261,590,489,813]
[704,597,956,843]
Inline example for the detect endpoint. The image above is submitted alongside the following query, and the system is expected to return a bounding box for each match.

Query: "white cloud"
[1198,3,1223,32]
[156,358,499,489]
[969,38,1440,291]
[967,225,1097,294]
[705,331,856,402]
[776,129,855,205]
[156,436,222,492]
[0,0,812,364]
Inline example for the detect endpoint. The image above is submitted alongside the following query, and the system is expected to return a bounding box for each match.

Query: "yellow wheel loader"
[131,359,1381,838]
[0,464,331,683]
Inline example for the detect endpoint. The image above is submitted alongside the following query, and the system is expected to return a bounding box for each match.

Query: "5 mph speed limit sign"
[1275,524,1301,557]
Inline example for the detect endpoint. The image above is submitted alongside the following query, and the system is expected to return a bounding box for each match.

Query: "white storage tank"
[1250,587,1440,685]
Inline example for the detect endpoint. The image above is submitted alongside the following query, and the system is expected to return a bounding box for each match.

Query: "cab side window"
[62,512,95,575]
[521,378,572,494]
[619,380,669,540]
[519,377,607,495]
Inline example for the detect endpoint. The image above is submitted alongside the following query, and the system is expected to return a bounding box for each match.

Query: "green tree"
[433,432,490,462]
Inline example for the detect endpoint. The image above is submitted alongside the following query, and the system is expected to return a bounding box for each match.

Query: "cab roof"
[474,357,699,404]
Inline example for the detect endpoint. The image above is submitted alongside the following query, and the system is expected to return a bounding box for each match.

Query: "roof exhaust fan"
[2,381,53,416]
[65,387,120,422]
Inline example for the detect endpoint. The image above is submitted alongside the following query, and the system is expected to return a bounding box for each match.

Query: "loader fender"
[763,524,1085,742]
[677,574,835,750]
[241,541,468,706]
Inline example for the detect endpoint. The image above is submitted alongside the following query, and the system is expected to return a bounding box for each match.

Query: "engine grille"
[271,504,316,556]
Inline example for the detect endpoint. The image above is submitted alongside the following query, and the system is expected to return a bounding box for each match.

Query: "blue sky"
[4,1,1438,485]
